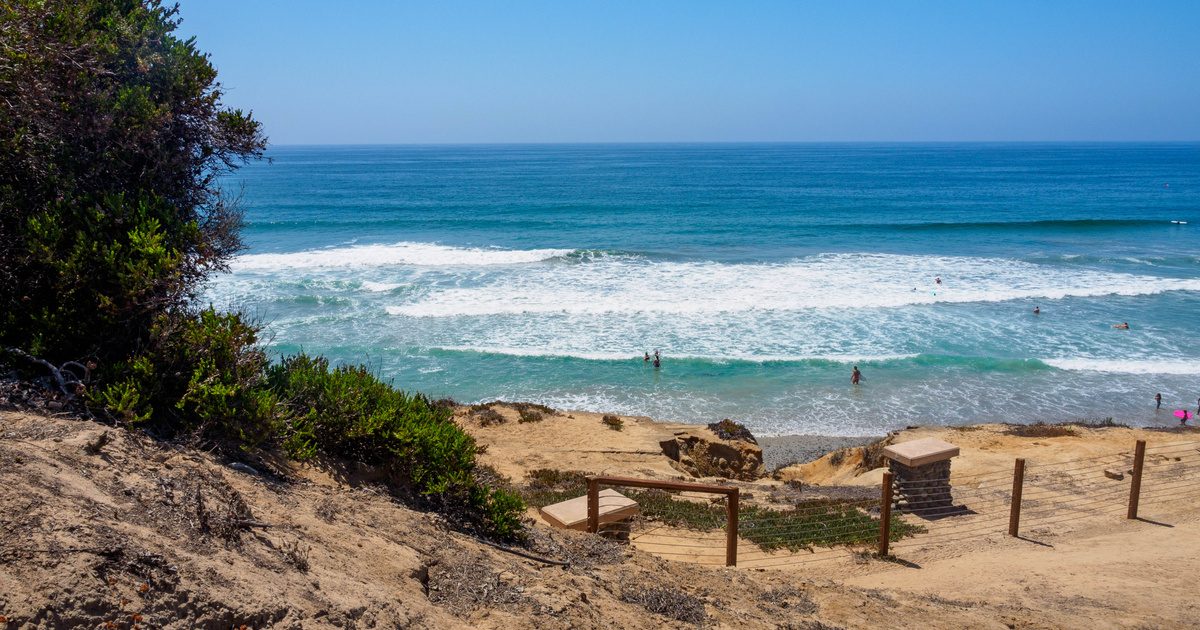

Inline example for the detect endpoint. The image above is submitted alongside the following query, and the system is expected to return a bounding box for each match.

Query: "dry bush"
[1004,422,1078,438]
[511,402,556,416]
[619,583,707,624]
[281,539,311,572]
[602,415,623,431]
[516,408,543,423]
[707,418,756,443]
[1065,417,1128,429]
[759,585,818,614]
[314,497,339,523]
[426,556,525,612]
[469,404,506,427]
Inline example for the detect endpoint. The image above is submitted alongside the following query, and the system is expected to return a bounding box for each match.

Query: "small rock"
[1103,469,1124,480]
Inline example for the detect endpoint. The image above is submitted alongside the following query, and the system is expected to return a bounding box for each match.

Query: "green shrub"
[269,354,525,540]
[518,469,922,550]
[89,308,278,448]
[1,1,265,367]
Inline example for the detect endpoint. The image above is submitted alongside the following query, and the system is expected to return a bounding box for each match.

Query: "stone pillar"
[888,458,952,510]
[880,438,960,513]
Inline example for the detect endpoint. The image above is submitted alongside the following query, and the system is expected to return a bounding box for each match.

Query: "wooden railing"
[586,475,740,566]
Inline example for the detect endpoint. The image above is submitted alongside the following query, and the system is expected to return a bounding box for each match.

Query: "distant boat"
[1171,220,1188,224]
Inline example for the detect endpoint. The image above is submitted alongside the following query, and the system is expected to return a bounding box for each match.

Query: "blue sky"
[178,1,1200,144]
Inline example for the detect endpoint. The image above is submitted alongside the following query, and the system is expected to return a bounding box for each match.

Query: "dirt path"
[845,513,1200,628]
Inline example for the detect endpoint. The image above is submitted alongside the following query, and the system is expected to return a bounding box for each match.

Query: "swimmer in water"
[851,366,861,385]
[1033,306,1040,315]
[1113,322,1130,330]
[935,276,942,285]
[644,352,650,362]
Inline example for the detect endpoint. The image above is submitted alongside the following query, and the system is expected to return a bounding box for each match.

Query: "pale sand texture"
[458,405,696,482]
[466,406,1200,627]
[8,408,1147,629]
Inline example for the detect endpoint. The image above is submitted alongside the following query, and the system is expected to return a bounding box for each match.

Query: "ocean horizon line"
[263,140,1200,149]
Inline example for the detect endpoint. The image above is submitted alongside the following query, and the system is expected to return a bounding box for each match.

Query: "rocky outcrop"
[659,430,765,481]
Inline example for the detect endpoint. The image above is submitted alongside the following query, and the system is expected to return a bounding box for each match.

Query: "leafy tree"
[0,0,265,366]
[0,1,526,539]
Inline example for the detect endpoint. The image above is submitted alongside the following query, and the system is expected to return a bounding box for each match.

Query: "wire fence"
[595,438,1200,570]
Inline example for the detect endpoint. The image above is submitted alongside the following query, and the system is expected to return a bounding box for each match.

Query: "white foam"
[231,242,573,270]
[385,252,1200,317]
[360,281,402,292]
[429,345,918,364]
[1043,358,1200,375]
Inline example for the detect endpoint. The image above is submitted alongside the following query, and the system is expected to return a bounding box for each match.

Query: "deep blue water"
[208,143,1200,435]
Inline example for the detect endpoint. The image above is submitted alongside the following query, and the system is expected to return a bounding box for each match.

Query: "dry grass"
[602,415,624,431]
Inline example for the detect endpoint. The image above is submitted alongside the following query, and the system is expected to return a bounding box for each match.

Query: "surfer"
[1155,393,1162,409]
[851,366,861,385]
[1113,322,1130,330]
[935,276,942,285]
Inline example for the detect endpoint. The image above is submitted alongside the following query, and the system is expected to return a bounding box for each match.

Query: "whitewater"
[208,143,1200,436]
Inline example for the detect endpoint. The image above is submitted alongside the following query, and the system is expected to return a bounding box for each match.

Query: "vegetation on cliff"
[0,0,522,540]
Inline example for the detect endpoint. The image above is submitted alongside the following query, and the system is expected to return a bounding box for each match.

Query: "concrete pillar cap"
[882,438,960,467]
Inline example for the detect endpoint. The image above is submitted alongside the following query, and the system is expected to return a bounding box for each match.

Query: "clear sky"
[177,1,1200,144]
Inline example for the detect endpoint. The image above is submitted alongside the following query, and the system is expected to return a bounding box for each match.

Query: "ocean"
[208,143,1200,436]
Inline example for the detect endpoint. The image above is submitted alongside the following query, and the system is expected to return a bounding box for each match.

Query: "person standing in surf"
[1156,392,1162,409]
[851,366,862,385]
[653,349,661,369]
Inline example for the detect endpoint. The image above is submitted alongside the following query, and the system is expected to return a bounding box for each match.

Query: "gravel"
[757,434,883,472]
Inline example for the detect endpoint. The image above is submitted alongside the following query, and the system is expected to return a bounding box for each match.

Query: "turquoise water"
[208,143,1200,435]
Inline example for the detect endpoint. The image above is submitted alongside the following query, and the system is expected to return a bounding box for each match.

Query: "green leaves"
[1,0,265,365]
[269,354,526,540]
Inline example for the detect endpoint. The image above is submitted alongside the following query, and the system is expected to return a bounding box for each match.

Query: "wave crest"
[231,242,574,270]
[384,252,1200,317]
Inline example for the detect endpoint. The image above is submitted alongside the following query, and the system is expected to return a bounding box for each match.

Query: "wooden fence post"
[726,488,739,567]
[1127,440,1146,520]
[879,471,894,556]
[587,477,599,533]
[1009,458,1025,537]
